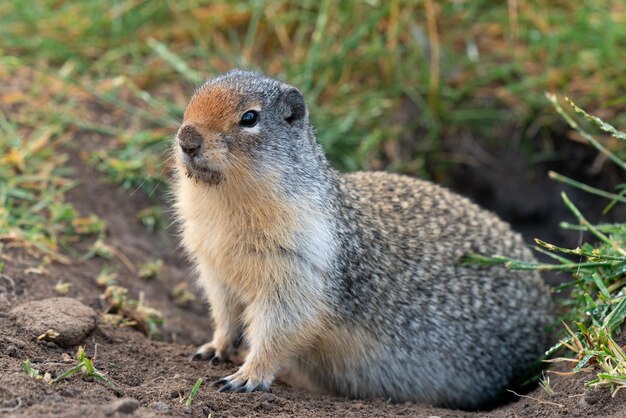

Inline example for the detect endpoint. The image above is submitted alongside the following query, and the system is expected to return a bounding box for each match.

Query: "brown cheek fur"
[184,86,240,133]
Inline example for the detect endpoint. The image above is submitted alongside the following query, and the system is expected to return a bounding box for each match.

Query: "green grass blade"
[604,296,626,332]
[546,93,626,172]
[566,97,626,141]
[549,171,626,205]
[185,377,203,407]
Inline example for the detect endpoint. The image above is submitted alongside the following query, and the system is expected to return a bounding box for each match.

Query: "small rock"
[258,393,278,403]
[578,396,590,408]
[9,298,97,347]
[149,401,170,413]
[60,387,80,397]
[105,398,140,415]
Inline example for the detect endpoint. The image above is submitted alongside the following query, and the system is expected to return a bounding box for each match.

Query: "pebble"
[149,401,170,413]
[9,297,97,347]
[258,393,279,403]
[105,398,140,415]
[60,387,80,397]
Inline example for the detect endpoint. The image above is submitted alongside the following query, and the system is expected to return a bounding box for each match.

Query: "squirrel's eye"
[240,110,259,127]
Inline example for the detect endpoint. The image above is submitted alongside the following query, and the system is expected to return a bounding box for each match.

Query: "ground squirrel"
[173,69,553,409]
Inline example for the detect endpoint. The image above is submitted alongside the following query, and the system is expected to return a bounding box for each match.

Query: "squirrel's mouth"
[183,161,224,185]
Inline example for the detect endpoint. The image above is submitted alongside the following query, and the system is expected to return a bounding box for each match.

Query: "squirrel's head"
[175,69,311,186]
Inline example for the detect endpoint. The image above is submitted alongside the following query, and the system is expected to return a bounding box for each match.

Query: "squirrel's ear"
[280,86,307,126]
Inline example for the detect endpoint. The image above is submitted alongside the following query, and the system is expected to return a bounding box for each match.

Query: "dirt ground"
[2,138,626,417]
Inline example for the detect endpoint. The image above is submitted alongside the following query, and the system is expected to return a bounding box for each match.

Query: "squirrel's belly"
[290,337,506,409]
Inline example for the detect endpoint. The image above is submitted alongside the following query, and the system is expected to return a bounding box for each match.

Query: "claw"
[189,346,217,362]
[210,355,223,366]
[213,369,272,394]
[216,377,251,393]
[211,378,229,387]
[218,383,235,392]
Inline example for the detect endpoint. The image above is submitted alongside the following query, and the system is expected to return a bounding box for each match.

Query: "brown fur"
[184,85,239,132]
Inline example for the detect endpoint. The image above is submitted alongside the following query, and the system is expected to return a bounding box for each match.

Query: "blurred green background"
[1,0,625,254]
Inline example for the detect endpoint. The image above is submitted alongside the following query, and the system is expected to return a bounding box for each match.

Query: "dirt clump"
[9,298,98,347]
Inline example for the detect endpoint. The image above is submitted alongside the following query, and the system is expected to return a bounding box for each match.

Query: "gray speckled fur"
[178,70,553,410]
[305,173,551,409]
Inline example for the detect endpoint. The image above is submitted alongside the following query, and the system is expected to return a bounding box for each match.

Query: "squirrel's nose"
[178,125,203,157]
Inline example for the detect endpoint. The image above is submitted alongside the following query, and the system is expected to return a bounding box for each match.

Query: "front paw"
[213,368,273,393]
[190,333,245,364]
[189,341,226,364]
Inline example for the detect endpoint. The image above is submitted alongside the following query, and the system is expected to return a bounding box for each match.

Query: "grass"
[54,280,72,295]
[0,0,624,269]
[138,258,164,280]
[1,1,625,204]
[136,206,166,232]
[184,377,203,407]
[171,282,199,308]
[0,95,105,261]
[22,359,42,380]
[539,373,555,397]
[0,1,623,269]
[470,98,626,394]
[24,347,115,388]
[101,284,164,339]
[95,266,119,288]
[49,346,115,388]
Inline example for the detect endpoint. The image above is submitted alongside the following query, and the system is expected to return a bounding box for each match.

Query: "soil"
[2,120,626,417]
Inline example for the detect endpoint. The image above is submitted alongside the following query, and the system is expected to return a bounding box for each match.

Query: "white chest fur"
[175,175,337,301]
